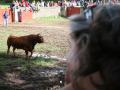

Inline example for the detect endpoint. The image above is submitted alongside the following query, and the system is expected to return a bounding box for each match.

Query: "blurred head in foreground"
[63,4,120,90]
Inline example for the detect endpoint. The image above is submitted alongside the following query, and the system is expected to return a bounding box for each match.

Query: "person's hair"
[69,4,120,89]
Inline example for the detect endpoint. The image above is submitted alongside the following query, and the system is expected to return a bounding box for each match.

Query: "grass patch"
[34,16,68,25]
[0,52,58,73]
[0,4,10,9]
[32,57,58,66]
[20,16,69,26]
[35,16,66,22]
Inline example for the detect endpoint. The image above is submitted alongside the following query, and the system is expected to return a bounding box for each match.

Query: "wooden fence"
[0,8,33,25]
[66,6,81,17]
[0,8,12,24]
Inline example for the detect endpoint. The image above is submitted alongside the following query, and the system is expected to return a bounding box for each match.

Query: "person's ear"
[76,33,90,49]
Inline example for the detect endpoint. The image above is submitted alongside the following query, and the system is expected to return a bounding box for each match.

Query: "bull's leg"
[30,51,33,57]
[25,50,29,59]
[7,45,11,55]
[13,47,16,56]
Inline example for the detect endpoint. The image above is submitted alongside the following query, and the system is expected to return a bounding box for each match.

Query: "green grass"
[35,16,66,22]
[0,4,10,9]
[0,52,58,73]
[21,16,69,26]
[37,16,68,25]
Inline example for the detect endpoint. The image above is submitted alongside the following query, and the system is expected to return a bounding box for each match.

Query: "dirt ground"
[0,59,67,90]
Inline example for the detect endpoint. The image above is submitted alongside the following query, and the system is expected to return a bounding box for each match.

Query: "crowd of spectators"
[9,0,68,12]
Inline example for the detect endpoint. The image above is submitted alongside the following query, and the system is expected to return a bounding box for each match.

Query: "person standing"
[3,11,9,27]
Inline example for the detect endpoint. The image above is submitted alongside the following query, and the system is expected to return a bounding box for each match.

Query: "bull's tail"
[7,35,12,55]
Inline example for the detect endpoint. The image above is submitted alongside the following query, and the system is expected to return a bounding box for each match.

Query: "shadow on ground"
[0,52,67,90]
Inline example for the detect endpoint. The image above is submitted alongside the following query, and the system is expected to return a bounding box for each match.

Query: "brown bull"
[7,34,44,59]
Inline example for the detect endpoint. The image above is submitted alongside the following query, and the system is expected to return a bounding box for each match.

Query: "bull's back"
[7,35,31,49]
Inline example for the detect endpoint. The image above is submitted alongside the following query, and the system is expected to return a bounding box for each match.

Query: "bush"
[2,0,12,3]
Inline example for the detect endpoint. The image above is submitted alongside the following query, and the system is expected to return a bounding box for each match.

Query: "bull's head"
[36,34,44,43]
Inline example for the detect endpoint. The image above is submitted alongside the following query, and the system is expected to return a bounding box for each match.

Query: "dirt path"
[7,24,69,30]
